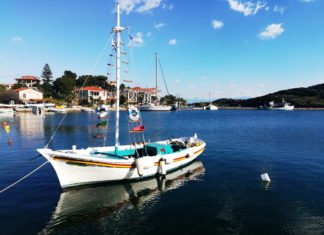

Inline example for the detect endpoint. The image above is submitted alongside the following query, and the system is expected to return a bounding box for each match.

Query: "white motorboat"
[140,103,172,111]
[268,98,294,111]
[0,108,14,113]
[37,3,206,189]
[205,103,218,110]
[81,107,95,112]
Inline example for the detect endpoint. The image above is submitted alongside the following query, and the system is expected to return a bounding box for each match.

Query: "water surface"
[0,110,324,234]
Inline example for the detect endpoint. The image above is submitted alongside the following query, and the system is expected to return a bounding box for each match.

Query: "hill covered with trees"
[193,83,324,108]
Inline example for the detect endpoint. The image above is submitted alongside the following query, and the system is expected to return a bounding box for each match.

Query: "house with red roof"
[12,88,43,102]
[124,87,157,104]
[15,76,40,88]
[74,86,109,103]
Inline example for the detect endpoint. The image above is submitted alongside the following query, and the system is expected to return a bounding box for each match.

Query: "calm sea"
[1,110,324,235]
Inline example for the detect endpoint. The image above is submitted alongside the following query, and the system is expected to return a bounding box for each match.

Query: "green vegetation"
[41,64,53,83]
[192,83,324,108]
[161,95,187,106]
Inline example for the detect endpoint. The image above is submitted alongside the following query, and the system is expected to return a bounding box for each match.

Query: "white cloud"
[173,79,180,83]
[168,39,177,45]
[129,32,144,47]
[227,0,267,16]
[154,22,166,29]
[273,5,285,14]
[259,23,284,39]
[212,20,224,29]
[11,36,22,41]
[119,0,162,14]
[188,84,196,89]
[146,31,152,37]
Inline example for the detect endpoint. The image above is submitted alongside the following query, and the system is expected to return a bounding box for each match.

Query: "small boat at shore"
[204,103,218,110]
[263,98,294,111]
[0,108,14,113]
[37,3,205,189]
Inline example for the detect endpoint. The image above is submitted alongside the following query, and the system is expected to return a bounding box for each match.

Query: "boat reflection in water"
[41,160,205,234]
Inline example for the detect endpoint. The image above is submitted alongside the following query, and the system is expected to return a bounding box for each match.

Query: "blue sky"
[1,0,324,100]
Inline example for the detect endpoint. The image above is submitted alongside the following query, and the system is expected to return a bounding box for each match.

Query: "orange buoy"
[8,138,12,145]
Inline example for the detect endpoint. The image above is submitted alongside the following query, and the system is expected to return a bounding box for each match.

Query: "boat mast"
[113,3,125,153]
[155,53,158,102]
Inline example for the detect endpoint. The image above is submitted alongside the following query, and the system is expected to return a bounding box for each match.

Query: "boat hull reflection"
[41,160,205,234]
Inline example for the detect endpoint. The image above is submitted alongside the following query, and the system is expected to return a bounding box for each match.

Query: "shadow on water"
[39,160,205,234]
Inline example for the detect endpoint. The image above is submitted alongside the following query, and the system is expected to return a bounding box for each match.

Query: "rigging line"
[1,155,41,173]
[158,58,170,95]
[80,36,113,89]
[46,36,112,148]
[44,113,67,149]
[0,161,49,194]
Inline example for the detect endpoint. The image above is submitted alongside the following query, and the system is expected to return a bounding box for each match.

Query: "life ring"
[128,106,140,121]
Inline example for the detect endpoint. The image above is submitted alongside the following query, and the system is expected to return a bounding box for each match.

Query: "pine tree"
[41,64,53,83]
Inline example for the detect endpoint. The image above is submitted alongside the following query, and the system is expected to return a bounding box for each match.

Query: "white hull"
[81,107,95,112]
[38,138,206,188]
[139,105,172,111]
[49,108,67,113]
[41,160,204,233]
[205,104,218,110]
[269,105,294,111]
[0,108,14,113]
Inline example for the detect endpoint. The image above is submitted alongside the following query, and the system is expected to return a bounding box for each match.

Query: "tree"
[11,83,27,90]
[53,71,77,101]
[41,64,53,83]
[76,75,108,89]
[0,84,6,92]
[120,94,126,105]
[39,82,53,98]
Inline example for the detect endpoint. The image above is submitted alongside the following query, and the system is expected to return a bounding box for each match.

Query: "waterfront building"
[75,86,110,104]
[124,87,157,105]
[15,76,40,88]
[12,87,43,102]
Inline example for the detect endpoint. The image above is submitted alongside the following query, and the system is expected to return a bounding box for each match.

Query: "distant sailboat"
[139,53,172,111]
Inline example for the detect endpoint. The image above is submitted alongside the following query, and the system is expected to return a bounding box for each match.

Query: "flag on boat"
[91,134,106,138]
[95,120,107,128]
[132,125,145,131]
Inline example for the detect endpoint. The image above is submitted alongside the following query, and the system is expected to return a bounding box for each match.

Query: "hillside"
[194,83,324,108]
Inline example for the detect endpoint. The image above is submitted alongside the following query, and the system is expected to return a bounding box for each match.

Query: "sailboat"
[37,3,206,189]
[139,53,172,111]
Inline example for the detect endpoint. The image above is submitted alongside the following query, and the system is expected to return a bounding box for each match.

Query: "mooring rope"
[0,161,49,194]
[1,155,41,173]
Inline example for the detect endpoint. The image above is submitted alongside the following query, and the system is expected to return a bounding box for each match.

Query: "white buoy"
[159,159,166,175]
[136,158,144,176]
[261,173,271,182]
[72,145,76,152]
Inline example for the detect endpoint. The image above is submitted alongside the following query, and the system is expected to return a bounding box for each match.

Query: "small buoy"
[72,145,76,152]
[261,173,271,182]
[159,159,166,175]
[8,138,12,145]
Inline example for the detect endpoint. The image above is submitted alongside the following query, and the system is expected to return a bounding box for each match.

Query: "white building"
[15,76,40,88]
[12,88,43,102]
[75,86,109,103]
